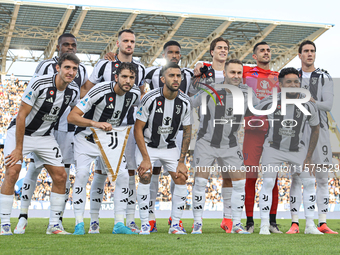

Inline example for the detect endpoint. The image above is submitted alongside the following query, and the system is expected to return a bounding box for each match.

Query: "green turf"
[1,218,339,254]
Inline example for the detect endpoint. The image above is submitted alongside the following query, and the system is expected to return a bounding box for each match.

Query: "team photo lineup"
[0,23,338,237]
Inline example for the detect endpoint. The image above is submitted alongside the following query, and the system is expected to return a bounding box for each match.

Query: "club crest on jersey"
[64,95,71,105]
[311,77,318,85]
[176,105,181,114]
[125,98,131,107]
[296,108,301,118]
[75,71,79,79]
[260,80,270,89]
[25,91,33,100]
[157,101,162,106]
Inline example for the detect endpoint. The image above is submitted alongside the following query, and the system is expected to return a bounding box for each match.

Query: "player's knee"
[75,169,90,183]
[139,173,151,184]
[176,174,187,185]
[52,170,67,186]
[5,167,20,184]
[222,178,232,187]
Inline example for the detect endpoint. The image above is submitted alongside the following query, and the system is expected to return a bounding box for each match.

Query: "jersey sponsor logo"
[25,91,33,100]
[260,80,270,89]
[113,110,121,119]
[163,117,172,125]
[42,106,60,122]
[106,103,114,109]
[155,108,163,113]
[106,118,120,126]
[226,107,233,116]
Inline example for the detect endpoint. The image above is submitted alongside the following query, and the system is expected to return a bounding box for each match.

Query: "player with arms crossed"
[15,33,88,234]
[68,62,140,235]
[1,53,80,235]
[287,40,336,234]
[82,29,145,233]
[191,59,257,234]
[144,40,193,232]
[134,62,191,235]
[256,67,322,235]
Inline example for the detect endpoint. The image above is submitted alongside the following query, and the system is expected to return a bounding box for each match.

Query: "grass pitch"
[2,218,339,254]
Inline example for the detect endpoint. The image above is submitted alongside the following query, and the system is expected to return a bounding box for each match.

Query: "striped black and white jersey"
[9,73,79,136]
[189,66,224,95]
[192,84,257,148]
[136,88,191,149]
[75,81,141,137]
[145,66,193,94]
[89,56,145,87]
[298,68,333,129]
[255,93,319,152]
[33,56,88,132]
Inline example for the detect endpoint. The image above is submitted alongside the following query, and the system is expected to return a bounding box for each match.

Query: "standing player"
[257,67,322,235]
[134,62,191,235]
[287,40,337,234]
[191,59,255,234]
[68,62,140,235]
[192,37,235,233]
[14,33,88,234]
[144,40,193,232]
[81,29,145,233]
[0,53,80,235]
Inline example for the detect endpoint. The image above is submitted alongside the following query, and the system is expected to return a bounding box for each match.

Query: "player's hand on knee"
[5,148,22,167]
[176,162,188,180]
[303,157,315,176]
[137,159,152,177]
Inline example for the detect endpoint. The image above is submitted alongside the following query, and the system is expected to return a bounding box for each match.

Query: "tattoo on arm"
[179,125,192,163]
[306,125,319,158]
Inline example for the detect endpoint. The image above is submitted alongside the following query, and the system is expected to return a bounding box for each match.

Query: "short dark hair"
[161,62,181,74]
[163,40,181,50]
[210,37,229,57]
[58,33,76,45]
[57,53,80,66]
[298,40,316,54]
[118,29,135,38]
[253,41,268,54]
[116,62,137,76]
[278,67,299,82]
[225,59,243,69]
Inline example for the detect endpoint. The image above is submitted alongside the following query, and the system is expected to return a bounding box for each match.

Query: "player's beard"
[118,81,132,92]
[165,82,179,92]
[120,48,133,56]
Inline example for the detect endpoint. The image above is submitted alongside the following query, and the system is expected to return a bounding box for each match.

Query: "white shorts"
[136,146,179,173]
[4,127,64,167]
[54,130,74,164]
[125,126,137,170]
[261,145,308,178]
[154,130,183,168]
[193,138,244,170]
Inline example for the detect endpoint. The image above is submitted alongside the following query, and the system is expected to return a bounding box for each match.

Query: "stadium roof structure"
[0,0,333,77]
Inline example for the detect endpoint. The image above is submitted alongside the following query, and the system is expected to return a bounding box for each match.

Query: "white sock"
[302,177,316,227]
[90,173,106,223]
[62,167,71,217]
[114,170,129,224]
[316,177,329,224]
[73,169,90,225]
[170,179,175,195]
[290,175,302,221]
[0,194,14,225]
[137,183,150,225]
[259,178,275,227]
[20,163,43,214]
[49,192,65,226]
[222,187,232,219]
[192,177,207,223]
[171,184,187,227]
[126,175,136,224]
[149,174,159,221]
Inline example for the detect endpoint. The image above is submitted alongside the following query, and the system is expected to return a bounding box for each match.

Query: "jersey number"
[53,147,61,158]
[322,145,328,155]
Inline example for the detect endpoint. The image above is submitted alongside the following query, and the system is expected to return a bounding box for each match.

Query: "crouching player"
[1,53,80,235]
[67,62,140,235]
[190,59,258,234]
[134,62,192,235]
[257,67,322,234]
